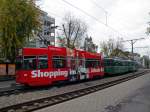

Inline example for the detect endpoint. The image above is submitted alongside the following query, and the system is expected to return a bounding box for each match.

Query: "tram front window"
[16,56,23,70]
[38,56,48,69]
[23,56,37,70]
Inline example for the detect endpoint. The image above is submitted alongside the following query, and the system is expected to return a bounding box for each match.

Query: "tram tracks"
[0,85,44,97]
[0,70,149,112]
[0,70,145,97]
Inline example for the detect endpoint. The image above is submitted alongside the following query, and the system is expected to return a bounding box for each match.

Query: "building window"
[44,31,47,35]
[47,31,50,35]
[44,21,47,26]
[51,33,55,36]
[51,24,54,27]
[47,21,51,26]
[39,41,42,45]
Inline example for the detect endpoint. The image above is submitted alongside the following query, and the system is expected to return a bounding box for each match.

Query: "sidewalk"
[109,80,150,112]
[34,72,150,112]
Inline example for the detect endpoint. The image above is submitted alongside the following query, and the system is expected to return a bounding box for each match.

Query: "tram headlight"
[24,74,28,77]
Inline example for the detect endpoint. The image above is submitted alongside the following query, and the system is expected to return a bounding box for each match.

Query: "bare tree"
[37,33,50,46]
[59,13,88,49]
[100,38,124,57]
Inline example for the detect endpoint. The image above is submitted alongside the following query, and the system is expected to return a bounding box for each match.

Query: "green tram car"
[104,58,138,75]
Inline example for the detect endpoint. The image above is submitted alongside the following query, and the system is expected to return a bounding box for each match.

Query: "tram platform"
[34,71,150,112]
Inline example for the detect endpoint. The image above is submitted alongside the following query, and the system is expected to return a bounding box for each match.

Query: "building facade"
[27,11,55,48]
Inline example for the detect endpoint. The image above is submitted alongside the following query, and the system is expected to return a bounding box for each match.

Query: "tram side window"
[71,59,76,69]
[94,60,100,68]
[101,60,104,66]
[104,59,112,66]
[85,60,91,68]
[104,60,108,66]
[38,56,48,69]
[23,56,37,70]
[115,61,120,66]
[85,59,100,68]
[53,56,66,68]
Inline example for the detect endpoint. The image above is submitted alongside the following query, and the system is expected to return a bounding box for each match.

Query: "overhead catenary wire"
[90,0,108,13]
[124,46,149,50]
[90,0,108,26]
[61,0,106,26]
[39,0,149,56]
[90,0,133,29]
[61,0,125,37]
[52,0,149,56]
[121,38,146,59]
[44,1,147,41]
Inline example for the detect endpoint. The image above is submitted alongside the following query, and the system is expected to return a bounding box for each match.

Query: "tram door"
[78,58,88,80]
[67,57,78,81]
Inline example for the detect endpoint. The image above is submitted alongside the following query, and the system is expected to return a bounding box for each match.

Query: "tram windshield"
[16,56,37,70]
[16,56,23,70]
[23,56,37,70]
[16,56,48,70]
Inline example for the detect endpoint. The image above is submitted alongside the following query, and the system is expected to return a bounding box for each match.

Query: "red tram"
[16,46,104,86]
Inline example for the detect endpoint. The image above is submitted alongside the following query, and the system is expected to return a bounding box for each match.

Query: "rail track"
[0,84,50,97]
[0,70,145,97]
[0,70,149,112]
[0,85,24,97]
[0,70,139,97]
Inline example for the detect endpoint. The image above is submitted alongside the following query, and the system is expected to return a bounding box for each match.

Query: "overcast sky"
[38,0,150,56]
